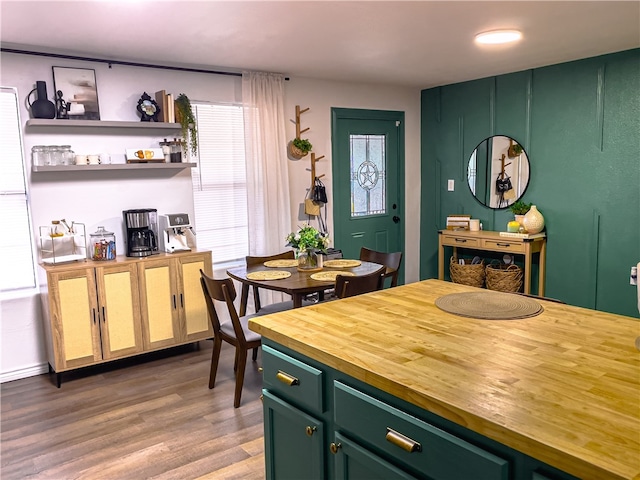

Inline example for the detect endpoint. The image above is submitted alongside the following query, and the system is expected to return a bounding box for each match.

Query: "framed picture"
[52,66,100,120]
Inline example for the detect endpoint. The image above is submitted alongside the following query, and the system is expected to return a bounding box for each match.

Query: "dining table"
[227,259,384,316]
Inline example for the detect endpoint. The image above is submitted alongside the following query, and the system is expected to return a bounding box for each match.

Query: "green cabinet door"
[263,390,325,480]
[333,432,417,480]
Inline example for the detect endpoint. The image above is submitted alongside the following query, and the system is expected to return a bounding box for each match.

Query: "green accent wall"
[421,49,640,317]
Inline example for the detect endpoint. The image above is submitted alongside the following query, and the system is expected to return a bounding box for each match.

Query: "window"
[350,134,386,217]
[0,87,36,291]
[191,103,248,268]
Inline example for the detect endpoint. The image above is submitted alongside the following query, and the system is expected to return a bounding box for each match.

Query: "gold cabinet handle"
[330,442,341,454]
[385,427,422,453]
[305,426,317,437]
[276,370,299,386]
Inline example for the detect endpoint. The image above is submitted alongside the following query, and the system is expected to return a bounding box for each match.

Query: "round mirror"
[467,135,530,209]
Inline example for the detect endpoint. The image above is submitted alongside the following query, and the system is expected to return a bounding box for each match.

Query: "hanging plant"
[507,142,523,158]
[174,93,198,156]
[289,138,312,159]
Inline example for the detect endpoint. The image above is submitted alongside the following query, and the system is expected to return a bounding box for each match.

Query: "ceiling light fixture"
[475,30,522,45]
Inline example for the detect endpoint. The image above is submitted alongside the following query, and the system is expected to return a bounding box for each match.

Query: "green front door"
[331,108,404,280]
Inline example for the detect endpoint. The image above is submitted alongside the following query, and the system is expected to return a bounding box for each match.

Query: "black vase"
[29,81,56,119]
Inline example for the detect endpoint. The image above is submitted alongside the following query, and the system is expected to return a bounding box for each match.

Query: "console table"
[438,230,546,295]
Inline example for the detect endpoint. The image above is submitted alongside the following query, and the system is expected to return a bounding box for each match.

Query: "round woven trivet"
[435,291,543,320]
[324,259,362,268]
[246,270,291,281]
[263,259,298,268]
[310,271,356,282]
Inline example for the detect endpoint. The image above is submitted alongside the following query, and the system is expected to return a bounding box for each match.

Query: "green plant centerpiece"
[289,137,312,159]
[174,93,198,156]
[508,142,524,158]
[286,224,329,272]
[509,200,532,216]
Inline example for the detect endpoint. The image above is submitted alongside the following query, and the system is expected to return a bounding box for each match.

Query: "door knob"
[393,216,400,223]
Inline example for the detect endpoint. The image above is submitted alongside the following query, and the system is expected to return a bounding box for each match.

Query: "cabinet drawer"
[262,344,324,413]
[482,239,525,253]
[441,236,481,248]
[334,382,509,480]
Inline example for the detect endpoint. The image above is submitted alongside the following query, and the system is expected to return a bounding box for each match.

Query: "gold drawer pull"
[330,442,341,454]
[305,426,317,437]
[385,427,422,453]
[276,370,299,386]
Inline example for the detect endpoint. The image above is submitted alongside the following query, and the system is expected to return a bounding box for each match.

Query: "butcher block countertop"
[249,279,640,480]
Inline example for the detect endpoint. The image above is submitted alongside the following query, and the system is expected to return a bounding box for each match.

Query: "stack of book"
[446,215,470,230]
[154,90,175,123]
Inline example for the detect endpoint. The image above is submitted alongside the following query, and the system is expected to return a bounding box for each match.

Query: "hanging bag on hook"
[312,177,328,204]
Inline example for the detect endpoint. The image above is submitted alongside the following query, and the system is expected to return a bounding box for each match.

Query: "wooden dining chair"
[244,251,295,315]
[335,265,386,299]
[359,247,403,288]
[200,269,262,408]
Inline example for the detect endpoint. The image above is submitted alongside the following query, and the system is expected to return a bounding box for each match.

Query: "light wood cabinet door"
[176,252,213,342]
[48,268,102,370]
[137,258,181,349]
[95,263,144,360]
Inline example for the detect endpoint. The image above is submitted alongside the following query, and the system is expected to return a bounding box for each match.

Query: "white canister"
[469,219,480,231]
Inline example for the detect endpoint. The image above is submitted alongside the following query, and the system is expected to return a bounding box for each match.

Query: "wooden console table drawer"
[441,236,481,248]
[481,239,525,253]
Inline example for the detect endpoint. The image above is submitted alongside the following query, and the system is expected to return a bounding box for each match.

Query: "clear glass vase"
[297,249,323,272]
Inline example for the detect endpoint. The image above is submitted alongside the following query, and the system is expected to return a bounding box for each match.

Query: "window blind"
[191,103,248,266]
[0,87,36,291]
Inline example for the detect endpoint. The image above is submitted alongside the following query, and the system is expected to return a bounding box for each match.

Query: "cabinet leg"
[48,364,62,388]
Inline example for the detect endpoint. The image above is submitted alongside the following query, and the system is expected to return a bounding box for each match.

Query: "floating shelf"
[32,163,196,173]
[26,119,181,130]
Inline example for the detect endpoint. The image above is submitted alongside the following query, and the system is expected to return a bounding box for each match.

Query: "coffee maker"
[123,209,159,257]
[159,213,196,253]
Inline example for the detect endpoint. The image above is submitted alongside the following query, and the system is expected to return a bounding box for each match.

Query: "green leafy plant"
[286,224,329,253]
[508,142,524,158]
[175,93,197,156]
[292,137,313,153]
[509,200,532,215]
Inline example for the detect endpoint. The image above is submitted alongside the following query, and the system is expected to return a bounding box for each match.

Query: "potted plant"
[286,224,329,271]
[174,93,198,156]
[509,200,532,225]
[508,142,524,158]
[289,137,312,159]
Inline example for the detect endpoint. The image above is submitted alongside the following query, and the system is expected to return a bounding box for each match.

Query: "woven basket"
[288,142,308,159]
[449,256,485,288]
[485,261,523,293]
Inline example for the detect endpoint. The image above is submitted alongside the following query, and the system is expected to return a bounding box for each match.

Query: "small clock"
[136,92,160,122]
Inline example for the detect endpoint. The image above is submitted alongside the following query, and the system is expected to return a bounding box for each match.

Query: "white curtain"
[242,71,291,256]
[242,72,291,308]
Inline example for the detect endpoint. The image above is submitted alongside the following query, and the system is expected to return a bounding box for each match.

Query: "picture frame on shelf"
[52,66,101,120]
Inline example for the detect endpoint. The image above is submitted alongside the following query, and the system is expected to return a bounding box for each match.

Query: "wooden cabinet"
[137,252,213,349]
[39,251,213,385]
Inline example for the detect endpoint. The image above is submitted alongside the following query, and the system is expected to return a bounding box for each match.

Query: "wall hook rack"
[295,105,310,139]
[310,152,325,189]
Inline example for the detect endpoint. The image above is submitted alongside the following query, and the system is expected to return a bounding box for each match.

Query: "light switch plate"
[447,179,455,191]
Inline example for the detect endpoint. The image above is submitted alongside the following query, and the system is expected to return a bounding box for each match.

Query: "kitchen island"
[249,279,639,480]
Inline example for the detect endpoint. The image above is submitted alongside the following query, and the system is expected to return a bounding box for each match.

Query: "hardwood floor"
[1,342,266,480]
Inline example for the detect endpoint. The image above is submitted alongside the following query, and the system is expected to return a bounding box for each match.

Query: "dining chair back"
[244,251,296,314]
[200,269,262,408]
[335,265,386,299]
[359,247,403,287]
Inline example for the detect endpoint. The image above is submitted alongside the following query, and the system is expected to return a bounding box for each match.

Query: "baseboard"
[0,363,48,383]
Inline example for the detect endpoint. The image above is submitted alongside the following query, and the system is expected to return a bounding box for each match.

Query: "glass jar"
[50,146,63,166]
[50,220,63,238]
[59,145,74,165]
[90,226,116,261]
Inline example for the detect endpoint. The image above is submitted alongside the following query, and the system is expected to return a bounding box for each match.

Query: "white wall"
[0,51,420,382]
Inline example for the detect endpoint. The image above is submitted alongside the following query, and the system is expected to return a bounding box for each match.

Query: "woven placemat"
[310,271,356,282]
[435,291,543,320]
[263,259,298,268]
[246,270,291,281]
[324,259,362,268]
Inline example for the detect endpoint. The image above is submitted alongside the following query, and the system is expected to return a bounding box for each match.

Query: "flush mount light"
[475,30,522,45]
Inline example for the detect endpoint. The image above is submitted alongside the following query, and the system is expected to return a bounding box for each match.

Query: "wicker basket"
[288,142,308,159]
[449,256,485,288]
[485,261,523,293]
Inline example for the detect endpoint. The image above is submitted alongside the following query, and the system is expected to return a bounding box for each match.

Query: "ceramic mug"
[88,154,100,165]
[99,153,111,165]
[74,154,88,165]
